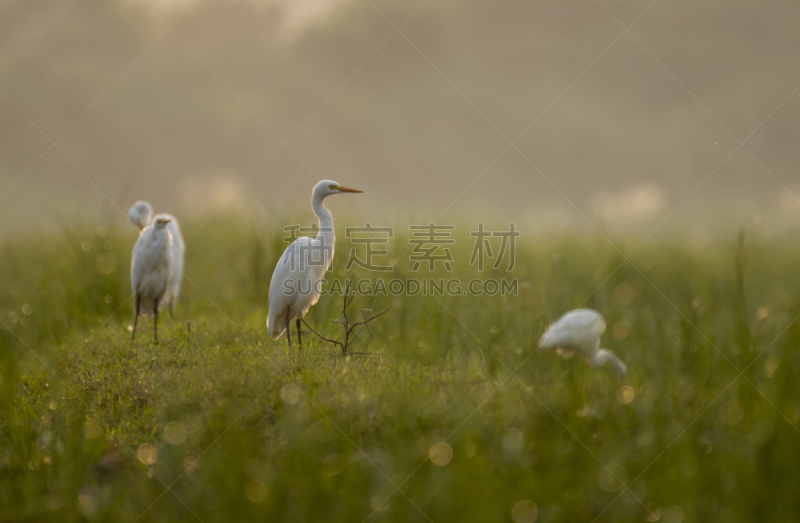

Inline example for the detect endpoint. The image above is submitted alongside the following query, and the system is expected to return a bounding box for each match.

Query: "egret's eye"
[328,184,337,190]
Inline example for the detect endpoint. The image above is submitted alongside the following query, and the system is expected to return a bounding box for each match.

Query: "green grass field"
[1,216,799,522]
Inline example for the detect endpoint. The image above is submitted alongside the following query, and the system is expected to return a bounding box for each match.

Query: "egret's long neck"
[312,193,335,246]
[589,350,612,368]
[591,349,625,376]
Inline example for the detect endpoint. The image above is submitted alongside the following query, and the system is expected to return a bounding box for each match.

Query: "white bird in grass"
[539,309,627,379]
[267,180,363,349]
[128,200,185,315]
[131,216,174,343]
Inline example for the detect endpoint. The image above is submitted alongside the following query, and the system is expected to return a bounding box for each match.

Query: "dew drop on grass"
[95,253,116,274]
[183,457,198,474]
[245,481,268,503]
[464,442,476,457]
[322,454,343,476]
[280,384,300,404]
[613,321,629,340]
[511,500,538,523]
[429,442,453,466]
[721,400,743,427]
[636,428,654,446]
[81,240,92,251]
[502,429,524,457]
[48,400,57,411]
[662,505,684,523]
[77,491,95,516]
[764,356,779,376]
[617,386,635,404]
[105,295,113,304]
[164,422,187,445]
[597,463,627,492]
[644,503,662,522]
[137,443,157,465]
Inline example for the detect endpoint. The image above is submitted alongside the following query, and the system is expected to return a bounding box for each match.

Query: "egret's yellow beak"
[335,185,363,193]
[136,219,144,230]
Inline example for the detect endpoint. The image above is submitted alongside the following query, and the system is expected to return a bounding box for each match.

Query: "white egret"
[539,309,627,378]
[131,216,173,343]
[128,201,185,314]
[267,180,362,349]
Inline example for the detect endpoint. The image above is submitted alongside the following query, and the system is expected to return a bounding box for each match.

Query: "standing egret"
[128,201,185,314]
[267,180,362,349]
[539,309,627,378]
[131,216,174,343]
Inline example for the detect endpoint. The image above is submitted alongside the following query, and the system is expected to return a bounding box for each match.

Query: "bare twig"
[294,312,340,346]
[293,282,391,355]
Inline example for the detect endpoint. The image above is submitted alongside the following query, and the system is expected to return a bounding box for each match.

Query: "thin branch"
[351,306,393,332]
[292,307,342,348]
[352,301,377,341]
[290,285,391,355]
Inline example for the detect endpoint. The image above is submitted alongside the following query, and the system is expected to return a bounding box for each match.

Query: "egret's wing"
[130,229,149,292]
[268,236,316,337]
[269,237,312,308]
[162,218,184,275]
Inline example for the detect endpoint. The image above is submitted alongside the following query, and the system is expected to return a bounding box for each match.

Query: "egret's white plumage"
[539,309,627,378]
[129,200,153,230]
[154,213,184,311]
[128,201,185,313]
[267,180,362,348]
[131,216,173,342]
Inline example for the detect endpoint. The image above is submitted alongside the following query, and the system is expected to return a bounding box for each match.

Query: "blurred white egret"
[267,180,362,349]
[539,309,627,378]
[131,216,173,343]
[128,201,185,314]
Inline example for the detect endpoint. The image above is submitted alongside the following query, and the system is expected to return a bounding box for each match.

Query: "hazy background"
[2,0,800,241]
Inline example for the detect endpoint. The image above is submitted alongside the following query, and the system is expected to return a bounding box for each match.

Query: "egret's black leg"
[169,303,174,320]
[131,295,140,343]
[296,318,303,350]
[154,298,159,344]
[285,313,293,350]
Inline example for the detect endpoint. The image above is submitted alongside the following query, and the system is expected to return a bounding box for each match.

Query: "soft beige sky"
[1,0,800,239]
